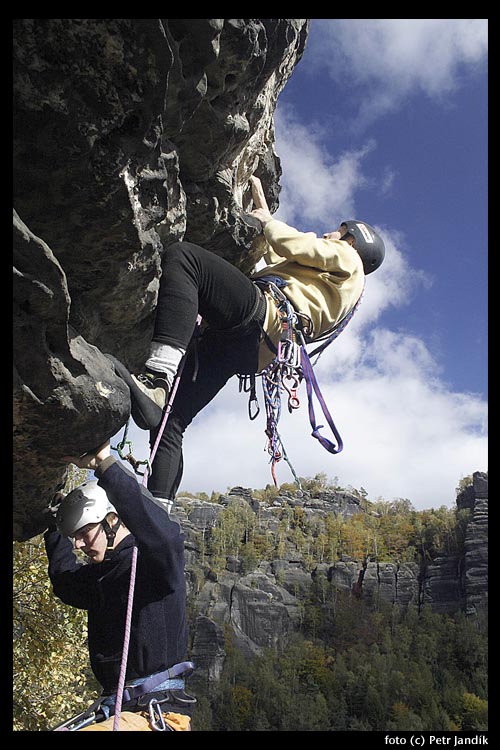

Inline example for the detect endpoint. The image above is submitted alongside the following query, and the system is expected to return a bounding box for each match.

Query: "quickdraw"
[111,419,152,477]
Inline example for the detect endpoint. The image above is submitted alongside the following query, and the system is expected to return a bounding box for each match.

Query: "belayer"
[45,440,196,731]
[109,174,385,506]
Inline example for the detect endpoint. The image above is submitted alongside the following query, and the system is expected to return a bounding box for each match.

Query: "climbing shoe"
[105,354,169,431]
[132,373,169,409]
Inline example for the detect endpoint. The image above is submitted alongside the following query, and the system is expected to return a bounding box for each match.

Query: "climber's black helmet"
[341,220,385,274]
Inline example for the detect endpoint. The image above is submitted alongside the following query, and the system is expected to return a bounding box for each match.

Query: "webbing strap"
[122,661,194,703]
[300,346,343,454]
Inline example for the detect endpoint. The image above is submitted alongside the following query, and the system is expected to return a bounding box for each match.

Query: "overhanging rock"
[13,18,309,539]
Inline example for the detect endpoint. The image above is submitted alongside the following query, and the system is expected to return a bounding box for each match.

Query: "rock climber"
[108,174,385,508]
[44,440,196,730]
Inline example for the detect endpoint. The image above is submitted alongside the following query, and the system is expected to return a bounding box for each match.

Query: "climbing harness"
[51,667,195,732]
[246,279,364,487]
[54,317,201,733]
[52,662,195,731]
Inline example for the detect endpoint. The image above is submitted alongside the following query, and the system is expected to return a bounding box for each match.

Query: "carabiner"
[248,395,260,421]
[148,699,167,731]
[283,374,300,411]
[124,453,152,477]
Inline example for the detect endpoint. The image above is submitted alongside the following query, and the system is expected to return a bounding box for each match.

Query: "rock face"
[462,475,488,616]
[422,472,488,615]
[13,18,309,540]
[421,555,465,614]
[424,471,488,614]
[176,474,488,687]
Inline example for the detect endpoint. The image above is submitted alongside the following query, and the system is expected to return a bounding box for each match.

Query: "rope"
[112,316,201,731]
[112,547,138,731]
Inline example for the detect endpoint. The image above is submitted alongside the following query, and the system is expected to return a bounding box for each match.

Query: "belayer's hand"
[62,440,111,469]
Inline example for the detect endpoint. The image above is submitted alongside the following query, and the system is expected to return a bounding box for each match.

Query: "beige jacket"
[252,219,365,372]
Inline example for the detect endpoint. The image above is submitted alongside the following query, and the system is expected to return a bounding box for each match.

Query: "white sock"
[146,342,186,389]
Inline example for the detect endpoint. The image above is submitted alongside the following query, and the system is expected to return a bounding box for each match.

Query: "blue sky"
[116,19,488,510]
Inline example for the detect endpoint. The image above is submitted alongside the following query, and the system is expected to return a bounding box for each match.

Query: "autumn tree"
[13,465,97,731]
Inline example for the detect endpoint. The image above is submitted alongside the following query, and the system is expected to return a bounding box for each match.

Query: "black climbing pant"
[147,240,266,500]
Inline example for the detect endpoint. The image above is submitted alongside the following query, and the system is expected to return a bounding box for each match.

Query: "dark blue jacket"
[44,457,188,694]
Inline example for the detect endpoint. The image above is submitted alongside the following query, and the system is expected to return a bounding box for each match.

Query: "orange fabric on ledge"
[79,710,191,731]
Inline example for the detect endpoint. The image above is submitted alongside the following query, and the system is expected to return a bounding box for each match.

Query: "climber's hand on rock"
[249,176,273,226]
[250,176,269,209]
[249,206,273,227]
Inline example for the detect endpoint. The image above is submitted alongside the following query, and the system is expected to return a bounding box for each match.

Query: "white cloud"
[306,19,488,126]
[273,106,374,230]
[115,323,487,512]
[114,309,487,507]
[352,228,432,326]
[307,230,433,382]
[109,19,488,513]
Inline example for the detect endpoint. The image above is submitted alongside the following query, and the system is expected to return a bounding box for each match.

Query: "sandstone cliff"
[173,472,488,684]
[13,18,309,540]
[422,471,488,616]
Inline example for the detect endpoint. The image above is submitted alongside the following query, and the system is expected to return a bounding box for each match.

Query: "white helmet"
[56,480,116,537]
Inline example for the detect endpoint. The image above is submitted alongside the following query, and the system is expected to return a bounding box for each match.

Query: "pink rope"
[112,545,138,730]
[112,316,201,731]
